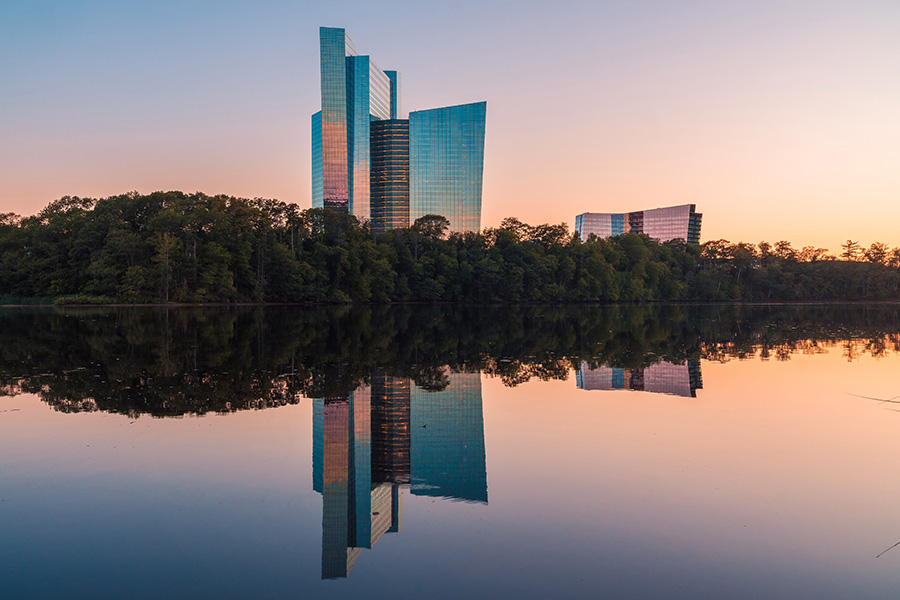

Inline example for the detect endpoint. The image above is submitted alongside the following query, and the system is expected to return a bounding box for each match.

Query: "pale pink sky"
[1,0,898,251]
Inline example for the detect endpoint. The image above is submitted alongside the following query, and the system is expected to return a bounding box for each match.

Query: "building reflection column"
[372,374,410,486]
[575,360,703,397]
[410,372,488,503]
[313,396,352,579]
[349,386,371,551]
[312,370,487,578]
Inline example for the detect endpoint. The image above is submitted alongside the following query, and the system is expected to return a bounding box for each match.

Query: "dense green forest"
[2,304,898,416]
[1,191,899,303]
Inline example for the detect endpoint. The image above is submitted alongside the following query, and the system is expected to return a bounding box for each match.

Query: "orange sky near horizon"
[1,0,898,253]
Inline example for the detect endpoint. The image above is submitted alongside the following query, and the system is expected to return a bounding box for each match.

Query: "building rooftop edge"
[576,203,697,217]
[409,101,487,116]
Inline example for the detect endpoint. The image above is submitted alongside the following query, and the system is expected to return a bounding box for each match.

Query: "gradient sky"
[1,0,898,250]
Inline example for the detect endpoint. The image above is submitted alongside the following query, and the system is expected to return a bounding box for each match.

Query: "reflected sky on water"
[2,305,900,599]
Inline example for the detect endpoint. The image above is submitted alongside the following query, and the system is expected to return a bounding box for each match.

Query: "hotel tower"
[311,27,487,234]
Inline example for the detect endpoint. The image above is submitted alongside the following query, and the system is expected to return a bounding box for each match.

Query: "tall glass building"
[409,102,487,233]
[370,119,410,234]
[575,204,702,244]
[312,27,486,233]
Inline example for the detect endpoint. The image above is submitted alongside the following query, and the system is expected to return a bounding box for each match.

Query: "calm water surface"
[2,305,900,599]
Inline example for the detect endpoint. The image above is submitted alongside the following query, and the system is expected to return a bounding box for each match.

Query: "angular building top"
[575,204,702,244]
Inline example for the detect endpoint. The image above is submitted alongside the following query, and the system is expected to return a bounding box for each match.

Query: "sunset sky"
[1,0,898,251]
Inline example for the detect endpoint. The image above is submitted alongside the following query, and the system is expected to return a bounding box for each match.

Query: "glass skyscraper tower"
[312,27,486,233]
[409,102,487,232]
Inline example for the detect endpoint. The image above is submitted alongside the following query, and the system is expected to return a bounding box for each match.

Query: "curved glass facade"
[409,102,486,233]
[576,204,703,244]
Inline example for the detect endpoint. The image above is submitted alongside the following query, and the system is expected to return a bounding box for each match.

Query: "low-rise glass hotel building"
[575,204,702,244]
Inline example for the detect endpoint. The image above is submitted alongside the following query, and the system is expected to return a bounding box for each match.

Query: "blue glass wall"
[611,213,624,236]
[688,210,702,245]
[314,27,395,219]
[346,55,392,220]
[385,71,400,119]
[409,101,486,233]
[346,55,370,219]
[349,387,372,549]
[316,27,356,211]
[311,111,323,208]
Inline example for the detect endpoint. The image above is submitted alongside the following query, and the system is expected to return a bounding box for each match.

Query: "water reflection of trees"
[1,304,898,417]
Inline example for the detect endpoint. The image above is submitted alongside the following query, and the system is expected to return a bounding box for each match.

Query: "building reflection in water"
[313,371,486,579]
[575,360,703,397]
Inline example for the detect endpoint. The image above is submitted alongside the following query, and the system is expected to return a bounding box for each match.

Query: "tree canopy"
[1,191,899,304]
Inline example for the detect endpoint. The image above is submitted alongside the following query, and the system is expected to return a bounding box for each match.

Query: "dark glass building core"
[687,210,703,245]
[410,102,487,233]
[312,27,485,230]
[371,374,411,483]
[370,119,410,234]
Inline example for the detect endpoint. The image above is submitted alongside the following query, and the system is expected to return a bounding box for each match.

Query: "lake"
[2,304,899,599]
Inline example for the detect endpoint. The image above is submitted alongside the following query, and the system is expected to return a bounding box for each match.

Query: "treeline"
[2,304,898,416]
[2,191,899,303]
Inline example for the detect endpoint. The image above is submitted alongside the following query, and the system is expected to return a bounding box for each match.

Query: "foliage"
[54,295,117,305]
[1,304,898,417]
[1,192,899,303]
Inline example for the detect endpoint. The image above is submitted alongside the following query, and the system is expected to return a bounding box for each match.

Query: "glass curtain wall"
[316,27,356,211]
[575,204,702,244]
[409,102,487,233]
[370,119,410,234]
[313,28,485,232]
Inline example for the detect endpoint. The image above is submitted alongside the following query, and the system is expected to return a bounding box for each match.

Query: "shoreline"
[3,299,900,309]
